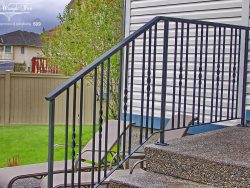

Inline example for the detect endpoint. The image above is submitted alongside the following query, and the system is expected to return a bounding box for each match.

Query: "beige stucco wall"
[13,46,43,67]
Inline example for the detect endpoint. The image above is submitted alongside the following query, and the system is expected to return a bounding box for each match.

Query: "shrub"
[6,156,21,167]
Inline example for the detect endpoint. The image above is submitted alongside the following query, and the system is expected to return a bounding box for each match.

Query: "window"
[21,46,25,54]
[4,45,11,53]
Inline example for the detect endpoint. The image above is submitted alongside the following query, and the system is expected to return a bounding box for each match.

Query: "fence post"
[4,71,11,125]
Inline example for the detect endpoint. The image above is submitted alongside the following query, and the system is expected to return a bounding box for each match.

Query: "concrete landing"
[109,170,213,188]
[145,126,250,187]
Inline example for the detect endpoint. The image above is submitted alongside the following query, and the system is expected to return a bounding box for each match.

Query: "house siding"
[125,0,250,123]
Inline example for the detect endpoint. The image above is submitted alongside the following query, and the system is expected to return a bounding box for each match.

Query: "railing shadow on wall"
[45,16,250,187]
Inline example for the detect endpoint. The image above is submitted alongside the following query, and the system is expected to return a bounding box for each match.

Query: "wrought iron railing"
[46,16,249,187]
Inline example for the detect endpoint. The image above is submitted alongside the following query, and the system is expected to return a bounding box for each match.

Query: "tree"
[41,0,124,119]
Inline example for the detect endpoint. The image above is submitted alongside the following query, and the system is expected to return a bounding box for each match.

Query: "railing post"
[48,99,55,187]
[157,20,168,145]
[241,30,249,126]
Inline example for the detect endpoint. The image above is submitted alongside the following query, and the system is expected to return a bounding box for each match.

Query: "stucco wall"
[13,46,43,67]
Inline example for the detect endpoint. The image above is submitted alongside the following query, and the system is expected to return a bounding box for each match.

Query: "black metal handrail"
[46,16,249,101]
[46,16,250,188]
[45,16,160,101]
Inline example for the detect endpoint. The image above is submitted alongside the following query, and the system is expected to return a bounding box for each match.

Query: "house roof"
[0,30,43,47]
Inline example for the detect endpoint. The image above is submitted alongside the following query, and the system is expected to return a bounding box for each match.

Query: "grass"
[0,125,94,168]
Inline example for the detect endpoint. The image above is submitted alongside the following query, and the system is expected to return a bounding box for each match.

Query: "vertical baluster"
[172,22,178,129]
[64,89,69,187]
[202,25,209,123]
[231,29,238,118]
[104,59,110,177]
[220,27,226,120]
[129,41,135,155]
[197,25,204,123]
[98,63,104,183]
[177,22,184,128]
[117,50,123,166]
[78,79,84,187]
[91,68,97,188]
[159,20,169,144]
[151,24,157,133]
[71,83,77,188]
[183,23,190,127]
[215,27,221,121]
[241,30,249,126]
[192,24,199,124]
[146,27,152,138]
[227,28,233,119]
[140,32,146,144]
[123,45,129,159]
[47,100,55,188]
[210,27,217,122]
[235,29,242,118]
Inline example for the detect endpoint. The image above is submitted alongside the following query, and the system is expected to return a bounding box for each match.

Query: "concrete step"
[145,126,250,187]
[109,169,213,188]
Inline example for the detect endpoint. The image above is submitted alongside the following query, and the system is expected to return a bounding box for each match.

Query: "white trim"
[125,0,131,37]
[241,0,250,26]
[238,0,250,117]
[115,0,131,120]
[121,0,131,119]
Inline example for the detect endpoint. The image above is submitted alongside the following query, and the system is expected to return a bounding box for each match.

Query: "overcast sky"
[0,0,71,34]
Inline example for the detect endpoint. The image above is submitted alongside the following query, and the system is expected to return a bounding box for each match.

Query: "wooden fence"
[31,57,60,74]
[0,71,98,125]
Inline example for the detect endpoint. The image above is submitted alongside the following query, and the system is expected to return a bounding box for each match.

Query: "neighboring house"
[0,30,43,71]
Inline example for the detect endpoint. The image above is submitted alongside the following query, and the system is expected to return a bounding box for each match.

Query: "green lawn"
[0,125,94,168]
